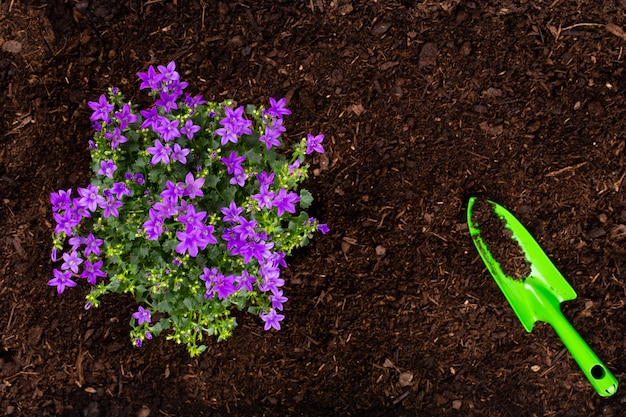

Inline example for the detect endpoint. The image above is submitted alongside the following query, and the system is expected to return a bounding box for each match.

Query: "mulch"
[2,1,626,416]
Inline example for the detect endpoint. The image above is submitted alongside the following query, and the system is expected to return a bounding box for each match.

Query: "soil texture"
[3,1,626,416]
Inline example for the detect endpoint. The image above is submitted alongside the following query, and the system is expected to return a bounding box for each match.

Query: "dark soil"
[471,198,531,280]
[3,1,626,416]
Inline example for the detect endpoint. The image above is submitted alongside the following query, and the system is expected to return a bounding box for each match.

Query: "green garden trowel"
[467,197,618,397]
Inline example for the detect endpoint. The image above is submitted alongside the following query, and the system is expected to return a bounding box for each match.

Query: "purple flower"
[268,251,287,268]
[256,172,275,188]
[52,210,80,235]
[287,159,301,176]
[133,306,152,325]
[214,125,238,145]
[232,218,258,241]
[48,269,77,294]
[176,202,206,228]
[61,251,83,274]
[175,227,203,257]
[114,103,139,129]
[104,127,128,149]
[250,240,274,263]
[272,188,300,216]
[265,97,292,118]
[236,270,256,292]
[110,182,131,199]
[80,260,107,285]
[270,289,288,310]
[260,308,284,331]
[171,143,191,164]
[199,267,219,288]
[230,169,247,187]
[160,180,186,202]
[98,159,117,178]
[252,185,276,210]
[99,195,123,218]
[138,65,164,90]
[236,239,274,265]
[152,196,178,218]
[166,79,188,95]
[184,93,206,108]
[153,118,180,142]
[146,139,172,165]
[215,106,252,145]
[77,185,104,212]
[197,224,218,248]
[183,172,205,199]
[68,235,85,252]
[83,233,104,257]
[143,208,164,240]
[134,173,145,185]
[157,61,180,82]
[208,273,236,300]
[305,133,325,154]
[258,257,285,293]
[140,107,160,129]
[135,338,143,348]
[72,203,90,220]
[50,188,73,212]
[221,151,246,175]
[220,201,243,223]
[317,223,330,234]
[258,119,285,149]
[223,106,253,135]
[88,94,114,122]
[180,118,201,140]
[154,90,180,113]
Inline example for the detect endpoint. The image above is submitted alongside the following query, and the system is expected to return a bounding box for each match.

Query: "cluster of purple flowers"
[215,106,253,145]
[218,199,294,330]
[140,172,217,258]
[247,172,286,212]
[51,61,330,347]
[137,65,203,164]
[221,151,247,187]
[49,185,123,292]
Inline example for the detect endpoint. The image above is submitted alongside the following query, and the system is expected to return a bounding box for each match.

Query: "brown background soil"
[2,1,626,416]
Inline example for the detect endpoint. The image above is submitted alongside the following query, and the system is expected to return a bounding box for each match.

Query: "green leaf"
[244,148,263,165]
[245,104,257,115]
[148,168,162,183]
[299,189,313,208]
[163,239,178,253]
[136,285,148,301]
[205,175,220,188]
[183,297,197,311]
[132,156,147,170]
[223,185,237,203]
[155,300,173,314]
[151,317,171,336]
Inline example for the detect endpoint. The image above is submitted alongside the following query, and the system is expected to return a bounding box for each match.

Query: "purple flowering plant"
[49,62,328,356]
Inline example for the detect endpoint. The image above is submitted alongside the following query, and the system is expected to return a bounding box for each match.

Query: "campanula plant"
[49,62,328,356]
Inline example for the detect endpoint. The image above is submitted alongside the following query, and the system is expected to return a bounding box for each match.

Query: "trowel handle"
[550,311,618,397]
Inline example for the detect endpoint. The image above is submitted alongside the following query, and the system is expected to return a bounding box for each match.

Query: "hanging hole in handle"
[591,364,605,379]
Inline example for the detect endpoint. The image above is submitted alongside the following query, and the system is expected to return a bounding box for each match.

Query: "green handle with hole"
[467,197,618,397]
